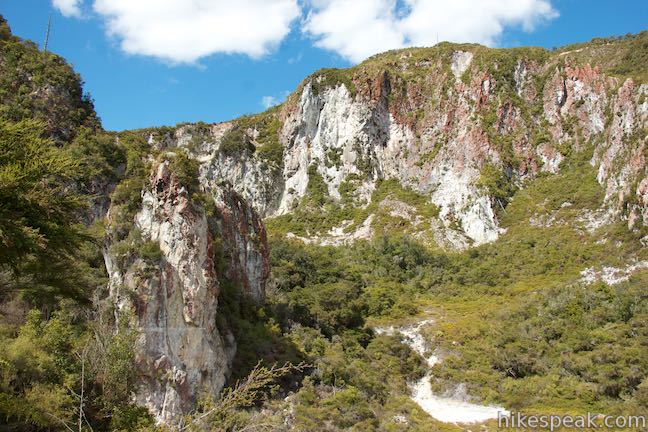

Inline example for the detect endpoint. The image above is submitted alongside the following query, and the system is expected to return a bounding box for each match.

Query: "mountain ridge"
[129,31,647,249]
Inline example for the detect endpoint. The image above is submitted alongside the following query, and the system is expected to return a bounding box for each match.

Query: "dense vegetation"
[218,107,284,168]
[181,151,647,431]
[0,119,88,300]
[0,17,149,430]
[229,153,647,429]
[0,17,98,141]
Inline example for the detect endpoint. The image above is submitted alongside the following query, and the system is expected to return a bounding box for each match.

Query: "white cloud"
[92,0,301,63]
[261,90,290,109]
[57,0,557,65]
[303,0,558,63]
[261,95,279,109]
[52,0,83,18]
[303,0,405,63]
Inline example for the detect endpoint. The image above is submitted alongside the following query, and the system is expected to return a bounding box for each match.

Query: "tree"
[0,118,89,301]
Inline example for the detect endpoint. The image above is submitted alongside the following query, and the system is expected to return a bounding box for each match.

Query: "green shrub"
[309,68,357,98]
[138,240,162,263]
[219,110,283,164]
[477,163,518,210]
[288,281,366,337]
[220,125,255,155]
[167,151,200,195]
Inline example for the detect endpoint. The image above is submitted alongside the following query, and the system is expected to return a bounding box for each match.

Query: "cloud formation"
[53,0,83,18]
[54,0,558,64]
[304,0,558,62]
[261,90,290,109]
[261,96,279,109]
[92,0,301,63]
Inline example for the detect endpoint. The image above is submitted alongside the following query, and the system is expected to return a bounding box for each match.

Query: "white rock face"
[514,60,528,96]
[425,162,499,245]
[451,51,474,80]
[169,123,284,218]
[277,82,500,245]
[580,261,648,285]
[592,81,648,227]
[278,83,375,212]
[202,152,283,217]
[157,52,647,249]
[170,76,500,247]
[537,143,564,173]
[106,162,233,424]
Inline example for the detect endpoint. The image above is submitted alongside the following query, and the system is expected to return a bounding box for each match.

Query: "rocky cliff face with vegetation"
[1,13,647,432]
[162,35,646,249]
[103,157,268,423]
[0,16,270,428]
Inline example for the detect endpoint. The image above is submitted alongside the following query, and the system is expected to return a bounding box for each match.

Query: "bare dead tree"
[181,361,309,432]
[75,346,94,432]
[43,14,52,52]
[55,345,94,432]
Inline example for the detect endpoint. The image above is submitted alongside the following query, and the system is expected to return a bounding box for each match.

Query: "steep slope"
[156,33,647,249]
[0,16,271,428]
[0,16,99,141]
[99,128,272,422]
[106,160,234,422]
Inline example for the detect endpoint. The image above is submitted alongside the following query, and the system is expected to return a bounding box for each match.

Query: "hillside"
[0,14,646,432]
[144,31,647,249]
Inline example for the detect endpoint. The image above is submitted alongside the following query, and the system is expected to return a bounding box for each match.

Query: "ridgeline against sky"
[1,0,646,130]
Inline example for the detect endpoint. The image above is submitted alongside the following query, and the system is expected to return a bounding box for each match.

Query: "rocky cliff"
[157,34,646,249]
[2,12,646,430]
[103,155,268,423]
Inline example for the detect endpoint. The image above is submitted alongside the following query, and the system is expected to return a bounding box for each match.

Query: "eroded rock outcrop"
[213,185,269,302]
[104,159,268,423]
[141,39,646,249]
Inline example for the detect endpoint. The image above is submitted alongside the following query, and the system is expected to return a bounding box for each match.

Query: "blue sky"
[1,0,646,131]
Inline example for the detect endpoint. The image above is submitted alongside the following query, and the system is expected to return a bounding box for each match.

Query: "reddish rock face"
[299,54,646,232]
[149,46,645,249]
[167,51,642,250]
[214,185,269,303]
